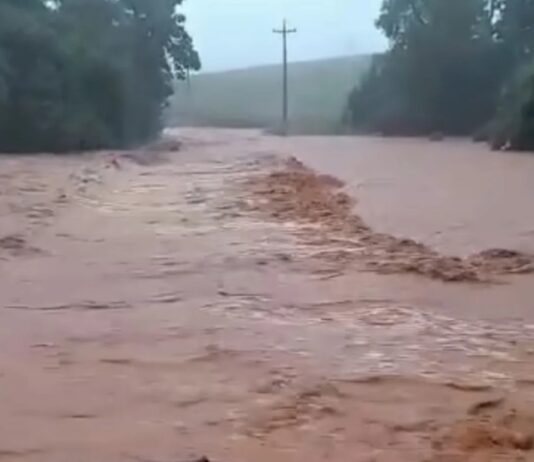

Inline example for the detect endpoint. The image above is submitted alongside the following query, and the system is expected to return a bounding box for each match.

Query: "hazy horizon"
[182,0,387,72]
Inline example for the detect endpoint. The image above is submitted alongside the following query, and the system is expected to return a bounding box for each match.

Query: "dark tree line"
[347,0,534,150]
[0,0,200,153]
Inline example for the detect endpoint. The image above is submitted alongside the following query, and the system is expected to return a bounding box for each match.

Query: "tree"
[496,0,534,64]
[0,0,200,152]
[347,0,506,136]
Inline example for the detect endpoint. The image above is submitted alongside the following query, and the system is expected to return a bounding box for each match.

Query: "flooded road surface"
[1,128,534,462]
[274,136,534,256]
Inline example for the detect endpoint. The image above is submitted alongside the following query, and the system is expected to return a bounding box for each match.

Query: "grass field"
[167,55,370,135]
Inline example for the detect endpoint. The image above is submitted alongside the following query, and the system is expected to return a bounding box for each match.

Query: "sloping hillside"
[167,55,370,134]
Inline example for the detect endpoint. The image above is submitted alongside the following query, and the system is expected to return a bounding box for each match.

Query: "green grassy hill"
[167,55,370,135]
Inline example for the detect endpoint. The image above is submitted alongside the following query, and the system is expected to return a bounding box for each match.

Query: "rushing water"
[1,128,534,462]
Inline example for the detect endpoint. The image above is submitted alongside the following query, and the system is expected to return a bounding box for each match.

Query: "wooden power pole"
[273,19,296,135]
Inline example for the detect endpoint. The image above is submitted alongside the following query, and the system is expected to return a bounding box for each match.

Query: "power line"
[273,19,297,135]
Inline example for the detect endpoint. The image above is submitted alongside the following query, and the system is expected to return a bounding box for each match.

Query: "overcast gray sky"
[182,0,387,72]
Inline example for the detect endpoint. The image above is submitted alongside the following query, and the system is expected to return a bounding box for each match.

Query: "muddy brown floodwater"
[1,128,534,462]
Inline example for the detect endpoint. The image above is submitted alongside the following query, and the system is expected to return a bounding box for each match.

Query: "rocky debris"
[244,158,534,282]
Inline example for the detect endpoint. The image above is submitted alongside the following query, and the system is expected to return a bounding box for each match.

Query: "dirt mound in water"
[245,158,534,282]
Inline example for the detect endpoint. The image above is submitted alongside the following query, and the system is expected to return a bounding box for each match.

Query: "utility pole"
[273,19,296,135]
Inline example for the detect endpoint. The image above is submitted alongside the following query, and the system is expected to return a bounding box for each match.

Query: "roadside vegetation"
[347,0,534,150]
[0,0,199,153]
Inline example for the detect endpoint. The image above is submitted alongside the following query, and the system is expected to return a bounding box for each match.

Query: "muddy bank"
[244,157,534,282]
